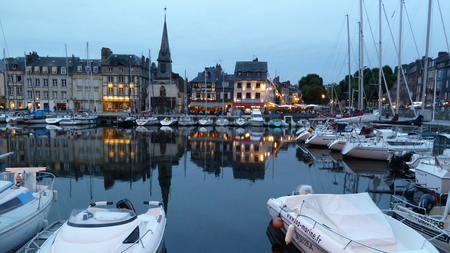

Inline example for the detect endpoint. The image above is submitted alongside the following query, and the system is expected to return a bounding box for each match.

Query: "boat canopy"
[303,193,396,246]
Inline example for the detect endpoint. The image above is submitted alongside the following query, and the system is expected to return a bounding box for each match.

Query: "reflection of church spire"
[158,163,172,215]
[157,6,172,80]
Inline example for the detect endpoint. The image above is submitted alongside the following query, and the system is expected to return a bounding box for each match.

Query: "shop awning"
[189,101,226,108]
[233,102,264,107]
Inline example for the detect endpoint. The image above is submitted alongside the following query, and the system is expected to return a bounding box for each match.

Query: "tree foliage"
[298,74,326,104]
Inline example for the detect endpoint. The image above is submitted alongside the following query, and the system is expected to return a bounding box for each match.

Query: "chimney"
[438,51,447,57]
[215,64,222,77]
[101,47,112,62]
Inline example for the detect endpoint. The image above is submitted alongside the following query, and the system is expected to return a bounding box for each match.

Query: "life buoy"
[121,117,125,120]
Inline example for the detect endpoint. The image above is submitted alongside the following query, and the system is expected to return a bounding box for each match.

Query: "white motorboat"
[178,115,196,126]
[72,112,98,125]
[59,120,81,126]
[0,167,56,253]
[198,117,213,126]
[328,125,378,151]
[233,117,247,127]
[160,117,178,126]
[215,116,230,126]
[135,110,158,126]
[248,110,264,127]
[45,118,63,125]
[268,118,285,128]
[390,182,450,252]
[267,185,439,253]
[341,129,433,161]
[21,199,166,253]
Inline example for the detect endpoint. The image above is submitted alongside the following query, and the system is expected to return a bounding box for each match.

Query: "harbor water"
[0,124,399,253]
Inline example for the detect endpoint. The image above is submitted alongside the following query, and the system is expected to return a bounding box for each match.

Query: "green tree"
[298,74,326,104]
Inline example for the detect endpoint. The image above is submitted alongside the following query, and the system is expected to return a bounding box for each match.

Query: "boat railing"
[17,220,66,253]
[291,212,396,253]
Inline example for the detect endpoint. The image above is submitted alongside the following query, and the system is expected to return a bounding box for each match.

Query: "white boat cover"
[303,193,395,246]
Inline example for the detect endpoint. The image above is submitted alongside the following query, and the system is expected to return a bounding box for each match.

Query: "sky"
[1,0,450,86]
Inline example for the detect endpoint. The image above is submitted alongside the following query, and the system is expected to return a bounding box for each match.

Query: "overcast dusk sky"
[1,0,449,85]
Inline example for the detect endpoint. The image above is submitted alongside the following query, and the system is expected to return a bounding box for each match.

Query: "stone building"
[100,47,149,113]
[72,56,103,112]
[435,52,450,103]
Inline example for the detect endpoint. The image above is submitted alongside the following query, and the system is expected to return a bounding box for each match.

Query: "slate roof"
[234,60,268,81]
[190,67,217,83]
[0,59,4,73]
[102,54,144,67]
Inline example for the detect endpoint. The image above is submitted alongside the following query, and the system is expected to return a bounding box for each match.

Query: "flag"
[308,126,315,133]
[359,117,362,124]
[306,159,313,167]
[435,157,441,167]
[434,191,439,204]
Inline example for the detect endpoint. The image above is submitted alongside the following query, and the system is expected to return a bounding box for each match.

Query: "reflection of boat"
[266,221,299,253]
[160,126,174,133]
[0,167,56,253]
[267,184,439,253]
[215,116,230,126]
[198,117,213,126]
[160,117,178,126]
[45,118,63,125]
[233,117,247,127]
[116,114,136,127]
[23,199,166,253]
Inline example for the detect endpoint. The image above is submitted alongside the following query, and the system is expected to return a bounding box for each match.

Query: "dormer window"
[12,64,17,69]
[52,67,57,74]
[61,67,67,74]
[256,72,261,77]
[26,66,31,74]
[93,66,98,73]
[77,66,82,72]
[246,71,252,77]
[34,66,40,73]
[85,66,91,73]
[238,71,242,76]
[42,67,48,74]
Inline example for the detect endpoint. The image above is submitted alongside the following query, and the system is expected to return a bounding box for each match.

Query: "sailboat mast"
[184,70,187,114]
[205,68,207,116]
[421,0,432,116]
[346,14,351,114]
[378,0,383,115]
[359,0,364,111]
[396,0,403,115]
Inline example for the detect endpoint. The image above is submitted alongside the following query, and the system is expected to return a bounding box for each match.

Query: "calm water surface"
[0,125,395,253]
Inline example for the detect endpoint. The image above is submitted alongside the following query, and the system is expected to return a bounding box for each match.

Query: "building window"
[28,91,33,99]
[42,67,48,74]
[93,66,98,73]
[108,77,114,82]
[85,66,91,73]
[256,93,260,99]
[43,79,48,87]
[26,66,31,74]
[62,91,66,99]
[237,92,242,99]
[246,83,251,88]
[34,66,40,73]
[256,83,261,88]
[43,91,48,99]
[246,72,251,77]
[77,79,82,87]
[8,86,13,95]
[17,87,22,95]
[108,67,113,72]
[52,91,58,99]
[85,78,90,87]
[27,78,32,87]
[52,79,57,87]
[77,66,82,72]
[238,71,242,76]
[237,83,242,89]
[85,90,90,100]
[107,87,114,95]
[52,67,57,74]
[118,76,124,83]
[17,75,22,82]
[77,90,82,98]
[119,67,123,72]
[93,79,99,87]
[246,93,251,99]
[118,87,124,95]
[35,79,40,87]
[160,86,166,97]
[61,67,66,74]
[62,79,67,87]
[36,91,40,99]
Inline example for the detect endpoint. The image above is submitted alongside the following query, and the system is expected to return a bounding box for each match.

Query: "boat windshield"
[252,114,262,119]
[67,208,137,228]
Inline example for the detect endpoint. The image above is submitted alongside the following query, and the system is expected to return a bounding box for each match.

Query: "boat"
[198,117,213,126]
[390,181,450,252]
[59,120,81,126]
[0,167,56,253]
[23,110,50,124]
[21,199,166,253]
[135,110,158,126]
[268,118,284,128]
[45,118,63,125]
[233,117,247,127]
[215,116,230,126]
[178,115,196,126]
[267,184,439,253]
[372,114,423,127]
[116,114,136,127]
[248,110,264,127]
[341,129,433,161]
[160,117,178,126]
[72,112,98,125]
[305,122,354,147]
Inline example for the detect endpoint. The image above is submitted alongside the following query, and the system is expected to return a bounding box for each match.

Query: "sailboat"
[178,71,196,126]
[198,68,213,126]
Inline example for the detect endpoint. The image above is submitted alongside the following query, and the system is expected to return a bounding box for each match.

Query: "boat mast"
[420,0,432,117]
[184,70,187,114]
[359,0,364,111]
[378,0,382,117]
[347,14,351,114]
[205,67,207,116]
[396,0,403,115]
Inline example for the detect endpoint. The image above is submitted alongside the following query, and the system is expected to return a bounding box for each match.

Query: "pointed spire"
[157,6,172,80]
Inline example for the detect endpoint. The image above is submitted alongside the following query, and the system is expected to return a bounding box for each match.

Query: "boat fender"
[417,194,436,214]
[285,224,295,245]
[53,190,58,202]
[272,217,283,229]
[42,219,48,229]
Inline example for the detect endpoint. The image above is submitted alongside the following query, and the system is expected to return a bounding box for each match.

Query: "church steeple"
[157,6,172,80]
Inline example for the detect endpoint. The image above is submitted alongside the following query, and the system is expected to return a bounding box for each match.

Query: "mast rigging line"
[437,0,450,53]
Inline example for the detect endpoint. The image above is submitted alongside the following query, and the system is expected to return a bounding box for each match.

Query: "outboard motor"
[116,198,136,213]
[416,194,436,215]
